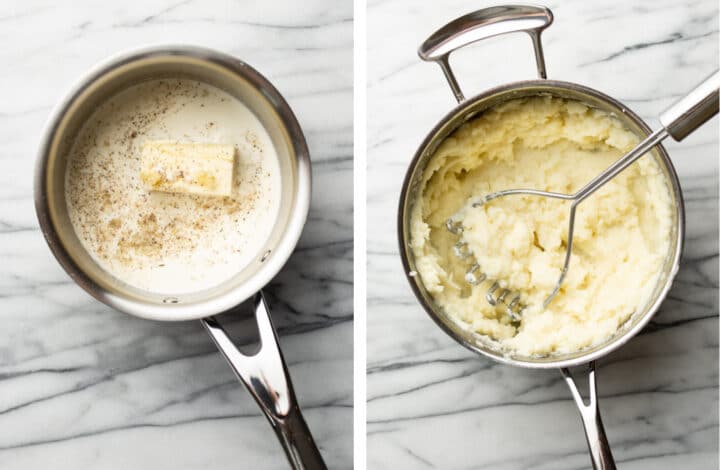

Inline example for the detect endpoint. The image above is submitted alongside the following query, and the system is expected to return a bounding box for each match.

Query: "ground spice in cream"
[65,79,280,294]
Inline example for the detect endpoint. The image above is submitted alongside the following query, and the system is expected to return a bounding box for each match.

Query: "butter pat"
[140,141,235,197]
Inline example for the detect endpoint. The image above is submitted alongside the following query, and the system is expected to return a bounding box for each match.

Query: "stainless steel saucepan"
[399,6,715,469]
[35,46,326,470]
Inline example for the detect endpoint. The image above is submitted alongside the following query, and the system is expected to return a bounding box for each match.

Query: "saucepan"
[34,46,326,470]
[399,5,717,469]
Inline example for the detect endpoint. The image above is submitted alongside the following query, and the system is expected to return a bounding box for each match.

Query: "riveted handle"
[202,292,327,470]
[418,4,553,102]
[660,70,719,141]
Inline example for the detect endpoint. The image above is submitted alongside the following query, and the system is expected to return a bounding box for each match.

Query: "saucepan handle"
[561,362,616,470]
[201,292,327,470]
[418,4,554,102]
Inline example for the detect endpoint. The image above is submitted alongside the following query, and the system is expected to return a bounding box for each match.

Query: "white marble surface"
[0,1,352,468]
[367,1,718,468]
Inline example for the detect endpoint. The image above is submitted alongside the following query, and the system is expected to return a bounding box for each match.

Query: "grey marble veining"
[0,0,352,468]
[367,0,718,468]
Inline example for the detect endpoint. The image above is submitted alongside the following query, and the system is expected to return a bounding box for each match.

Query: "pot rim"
[397,78,685,369]
[34,44,311,322]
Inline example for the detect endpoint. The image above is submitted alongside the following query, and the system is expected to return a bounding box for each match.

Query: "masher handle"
[418,5,553,102]
[660,70,720,141]
[575,70,719,203]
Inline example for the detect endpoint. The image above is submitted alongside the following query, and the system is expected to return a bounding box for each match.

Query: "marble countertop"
[0,1,352,468]
[367,1,718,468]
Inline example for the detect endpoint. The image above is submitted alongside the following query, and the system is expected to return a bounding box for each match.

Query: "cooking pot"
[35,46,325,470]
[398,6,689,469]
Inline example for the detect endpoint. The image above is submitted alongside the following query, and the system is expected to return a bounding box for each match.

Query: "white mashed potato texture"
[410,96,673,356]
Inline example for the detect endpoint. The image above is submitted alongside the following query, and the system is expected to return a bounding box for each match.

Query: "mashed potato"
[410,96,673,356]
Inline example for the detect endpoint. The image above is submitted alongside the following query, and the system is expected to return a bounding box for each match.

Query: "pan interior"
[400,82,683,368]
[41,50,306,316]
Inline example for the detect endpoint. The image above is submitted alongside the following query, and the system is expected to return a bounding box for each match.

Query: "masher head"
[445,187,579,322]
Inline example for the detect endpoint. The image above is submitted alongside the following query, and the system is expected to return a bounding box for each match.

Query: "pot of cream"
[35,46,325,470]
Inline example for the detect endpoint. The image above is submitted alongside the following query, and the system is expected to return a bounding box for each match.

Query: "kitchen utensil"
[398,5,704,469]
[35,46,326,470]
[446,71,719,316]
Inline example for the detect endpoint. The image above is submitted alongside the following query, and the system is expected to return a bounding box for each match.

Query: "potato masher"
[446,70,719,319]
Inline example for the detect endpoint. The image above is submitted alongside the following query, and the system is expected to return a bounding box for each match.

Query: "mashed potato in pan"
[410,96,673,356]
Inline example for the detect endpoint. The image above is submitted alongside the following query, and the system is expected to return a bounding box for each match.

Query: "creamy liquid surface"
[65,79,280,294]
